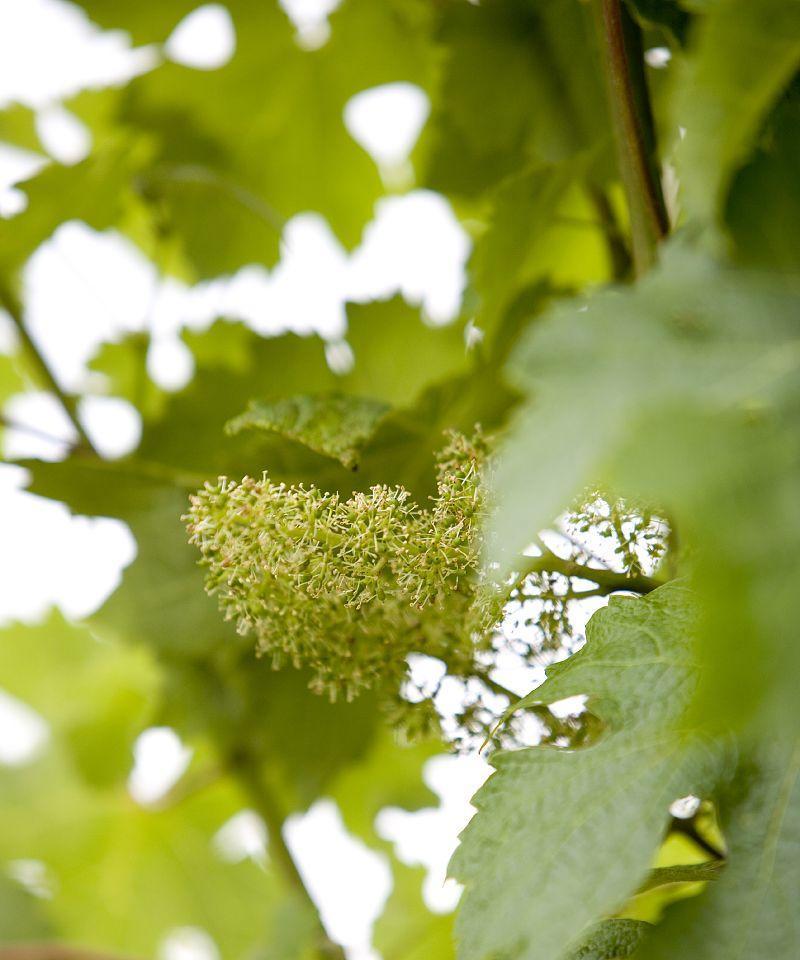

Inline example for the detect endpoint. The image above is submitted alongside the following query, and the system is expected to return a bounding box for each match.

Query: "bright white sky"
[0,3,490,958]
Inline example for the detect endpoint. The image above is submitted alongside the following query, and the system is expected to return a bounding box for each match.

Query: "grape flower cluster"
[185,432,505,702]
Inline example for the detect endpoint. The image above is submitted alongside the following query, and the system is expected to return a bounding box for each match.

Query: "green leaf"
[0,876,54,941]
[421,0,612,198]
[726,89,800,271]
[0,754,281,956]
[343,298,468,408]
[75,0,197,44]
[569,919,650,960]
[88,333,167,422]
[489,243,800,734]
[636,860,724,895]
[375,861,455,960]
[0,613,157,788]
[330,737,454,960]
[227,393,391,469]
[625,1,690,43]
[0,350,26,446]
[637,738,800,960]
[356,364,519,500]
[330,733,441,842]
[0,104,42,153]
[0,616,291,955]
[492,243,799,555]
[75,0,434,275]
[0,351,24,403]
[451,583,723,960]
[125,303,467,484]
[468,165,614,342]
[0,137,151,281]
[671,0,800,225]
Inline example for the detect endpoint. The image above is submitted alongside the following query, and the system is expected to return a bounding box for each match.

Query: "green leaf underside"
[226,393,391,469]
[451,583,723,960]
[422,0,613,198]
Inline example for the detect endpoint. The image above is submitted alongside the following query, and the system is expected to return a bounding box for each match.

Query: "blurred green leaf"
[671,0,800,225]
[422,0,613,198]
[0,138,151,281]
[0,350,26,446]
[0,104,42,153]
[0,876,54,941]
[330,733,441,841]
[0,613,157,788]
[89,333,167,422]
[0,617,292,955]
[468,164,614,342]
[76,0,434,276]
[726,90,800,271]
[625,0,690,43]
[0,352,23,402]
[490,243,800,733]
[375,861,455,960]
[0,752,281,957]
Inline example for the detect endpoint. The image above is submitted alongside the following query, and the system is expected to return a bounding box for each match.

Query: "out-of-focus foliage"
[0,0,798,958]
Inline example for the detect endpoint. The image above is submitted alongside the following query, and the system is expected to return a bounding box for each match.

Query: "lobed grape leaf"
[0,138,152,281]
[451,583,723,960]
[74,0,434,276]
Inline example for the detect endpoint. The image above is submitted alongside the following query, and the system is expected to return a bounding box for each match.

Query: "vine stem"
[231,756,347,960]
[594,0,669,275]
[521,549,662,596]
[0,279,98,455]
